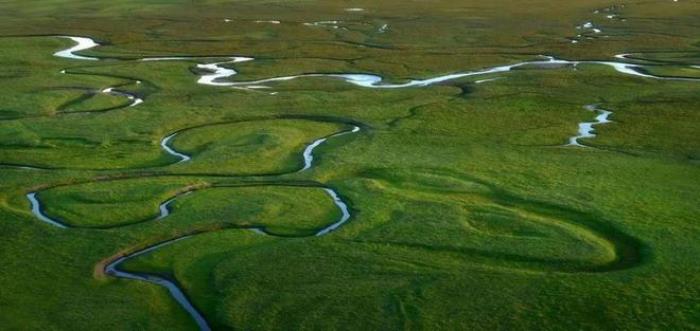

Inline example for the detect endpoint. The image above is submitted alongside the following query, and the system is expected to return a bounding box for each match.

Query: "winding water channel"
[53,36,100,61]
[187,55,700,89]
[568,104,613,147]
[19,35,700,330]
[29,181,354,331]
[160,133,192,164]
[102,87,144,108]
[301,125,360,172]
[52,36,700,89]
[104,237,211,330]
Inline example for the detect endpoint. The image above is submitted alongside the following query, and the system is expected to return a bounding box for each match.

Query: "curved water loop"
[37,182,354,330]
[156,120,361,170]
[27,187,199,229]
[99,184,353,323]
[30,179,356,330]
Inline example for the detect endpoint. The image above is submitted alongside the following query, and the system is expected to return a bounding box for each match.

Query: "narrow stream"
[27,188,197,229]
[103,236,211,331]
[53,36,100,61]
[160,133,192,164]
[315,189,351,236]
[102,87,144,108]
[301,126,361,172]
[196,57,254,86]
[26,193,68,228]
[158,122,360,170]
[568,104,613,147]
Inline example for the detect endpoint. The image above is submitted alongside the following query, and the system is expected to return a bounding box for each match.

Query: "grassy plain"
[0,0,699,330]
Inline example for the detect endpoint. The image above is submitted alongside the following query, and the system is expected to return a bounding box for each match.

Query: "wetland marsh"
[0,1,699,330]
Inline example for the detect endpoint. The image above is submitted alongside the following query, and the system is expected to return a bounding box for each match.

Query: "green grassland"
[0,0,699,330]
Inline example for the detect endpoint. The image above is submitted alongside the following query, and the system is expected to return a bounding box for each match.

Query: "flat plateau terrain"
[0,1,699,330]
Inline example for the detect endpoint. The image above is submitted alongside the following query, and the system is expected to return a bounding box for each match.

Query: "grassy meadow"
[0,0,699,330]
